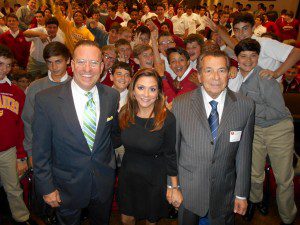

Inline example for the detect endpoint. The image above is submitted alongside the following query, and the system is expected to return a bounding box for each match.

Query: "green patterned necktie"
[82,92,97,151]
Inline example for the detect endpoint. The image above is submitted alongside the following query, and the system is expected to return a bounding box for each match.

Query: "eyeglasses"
[158,40,175,45]
[74,59,100,68]
[103,54,116,62]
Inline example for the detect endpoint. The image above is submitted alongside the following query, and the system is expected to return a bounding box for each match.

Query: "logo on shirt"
[0,95,20,116]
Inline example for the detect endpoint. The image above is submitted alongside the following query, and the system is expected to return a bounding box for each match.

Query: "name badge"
[230,131,242,142]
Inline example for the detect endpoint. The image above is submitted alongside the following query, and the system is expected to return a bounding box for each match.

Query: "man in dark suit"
[172,50,255,225]
[32,40,120,225]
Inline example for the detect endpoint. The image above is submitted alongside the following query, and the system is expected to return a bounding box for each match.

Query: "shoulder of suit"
[97,83,120,101]
[173,88,197,104]
[35,81,66,100]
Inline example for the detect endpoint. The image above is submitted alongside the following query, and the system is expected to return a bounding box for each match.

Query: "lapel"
[58,80,90,153]
[190,87,211,137]
[92,83,110,153]
[216,89,237,141]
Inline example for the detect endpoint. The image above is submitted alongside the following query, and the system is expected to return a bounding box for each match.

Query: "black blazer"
[32,81,120,208]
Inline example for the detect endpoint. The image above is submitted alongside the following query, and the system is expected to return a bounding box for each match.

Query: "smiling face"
[46,24,58,38]
[186,41,201,62]
[158,35,175,56]
[117,44,132,62]
[237,50,259,77]
[71,45,103,91]
[6,16,19,32]
[198,55,228,99]
[0,56,13,81]
[233,22,254,41]
[73,11,84,26]
[137,48,154,68]
[169,52,189,77]
[102,49,117,71]
[110,68,131,92]
[134,76,158,113]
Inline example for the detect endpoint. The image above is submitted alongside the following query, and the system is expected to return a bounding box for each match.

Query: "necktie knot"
[85,91,93,100]
[209,100,218,110]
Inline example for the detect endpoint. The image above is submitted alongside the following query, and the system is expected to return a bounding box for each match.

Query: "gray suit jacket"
[172,87,255,224]
[32,80,120,209]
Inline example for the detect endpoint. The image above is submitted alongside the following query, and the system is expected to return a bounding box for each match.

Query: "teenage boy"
[0,13,31,69]
[100,45,117,86]
[110,61,132,111]
[22,42,72,166]
[50,0,94,53]
[105,5,123,32]
[24,17,65,75]
[115,39,139,74]
[0,44,36,225]
[204,12,300,82]
[133,44,154,69]
[110,61,132,166]
[184,34,204,70]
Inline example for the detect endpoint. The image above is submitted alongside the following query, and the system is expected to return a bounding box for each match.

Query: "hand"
[133,32,143,46]
[166,188,172,204]
[259,69,278,79]
[150,26,159,41]
[234,198,247,215]
[118,52,126,62]
[43,190,62,208]
[171,189,183,209]
[166,101,173,111]
[228,66,238,79]
[154,59,165,77]
[39,33,49,43]
[203,17,218,32]
[16,160,28,177]
[28,156,33,168]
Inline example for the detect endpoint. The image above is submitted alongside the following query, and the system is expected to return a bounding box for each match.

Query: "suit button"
[210,141,214,145]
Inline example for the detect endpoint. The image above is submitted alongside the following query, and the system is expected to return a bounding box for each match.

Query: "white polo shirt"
[171,15,188,36]
[25,27,65,63]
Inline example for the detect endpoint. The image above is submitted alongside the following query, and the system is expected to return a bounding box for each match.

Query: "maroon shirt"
[105,16,124,31]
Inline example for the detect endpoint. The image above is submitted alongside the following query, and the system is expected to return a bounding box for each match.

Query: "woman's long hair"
[119,68,167,132]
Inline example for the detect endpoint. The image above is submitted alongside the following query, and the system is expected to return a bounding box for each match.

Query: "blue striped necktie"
[208,100,219,143]
[82,92,97,151]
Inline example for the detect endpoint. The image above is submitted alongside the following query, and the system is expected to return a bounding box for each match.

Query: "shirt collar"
[201,86,227,104]
[48,71,69,82]
[242,68,255,83]
[0,76,12,85]
[9,29,19,38]
[176,64,193,81]
[71,79,97,97]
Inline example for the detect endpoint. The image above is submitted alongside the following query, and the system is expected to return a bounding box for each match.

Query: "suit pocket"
[52,167,72,181]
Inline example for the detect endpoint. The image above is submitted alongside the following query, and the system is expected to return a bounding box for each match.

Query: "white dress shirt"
[201,86,226,122]
[71,80,100,130]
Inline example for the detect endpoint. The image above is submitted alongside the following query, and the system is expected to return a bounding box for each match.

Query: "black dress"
[118,110,177,222]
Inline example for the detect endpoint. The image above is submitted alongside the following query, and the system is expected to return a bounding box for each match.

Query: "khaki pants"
[27,56,48,76]
[250,119,297,223]
[0,147,29,222]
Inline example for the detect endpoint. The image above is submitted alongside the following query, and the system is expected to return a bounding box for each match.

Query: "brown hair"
[133,44,152,58]
[119,68,167,132]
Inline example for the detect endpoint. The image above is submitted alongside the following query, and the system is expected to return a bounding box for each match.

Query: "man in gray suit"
[32,40,120,225]
[172,50,255,225]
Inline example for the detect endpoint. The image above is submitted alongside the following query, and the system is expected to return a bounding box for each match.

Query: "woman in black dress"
[118,68,183,225]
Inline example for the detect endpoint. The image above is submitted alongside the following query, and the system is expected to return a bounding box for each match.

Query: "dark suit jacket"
[172,87,255,224]
[32,81,120,209]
